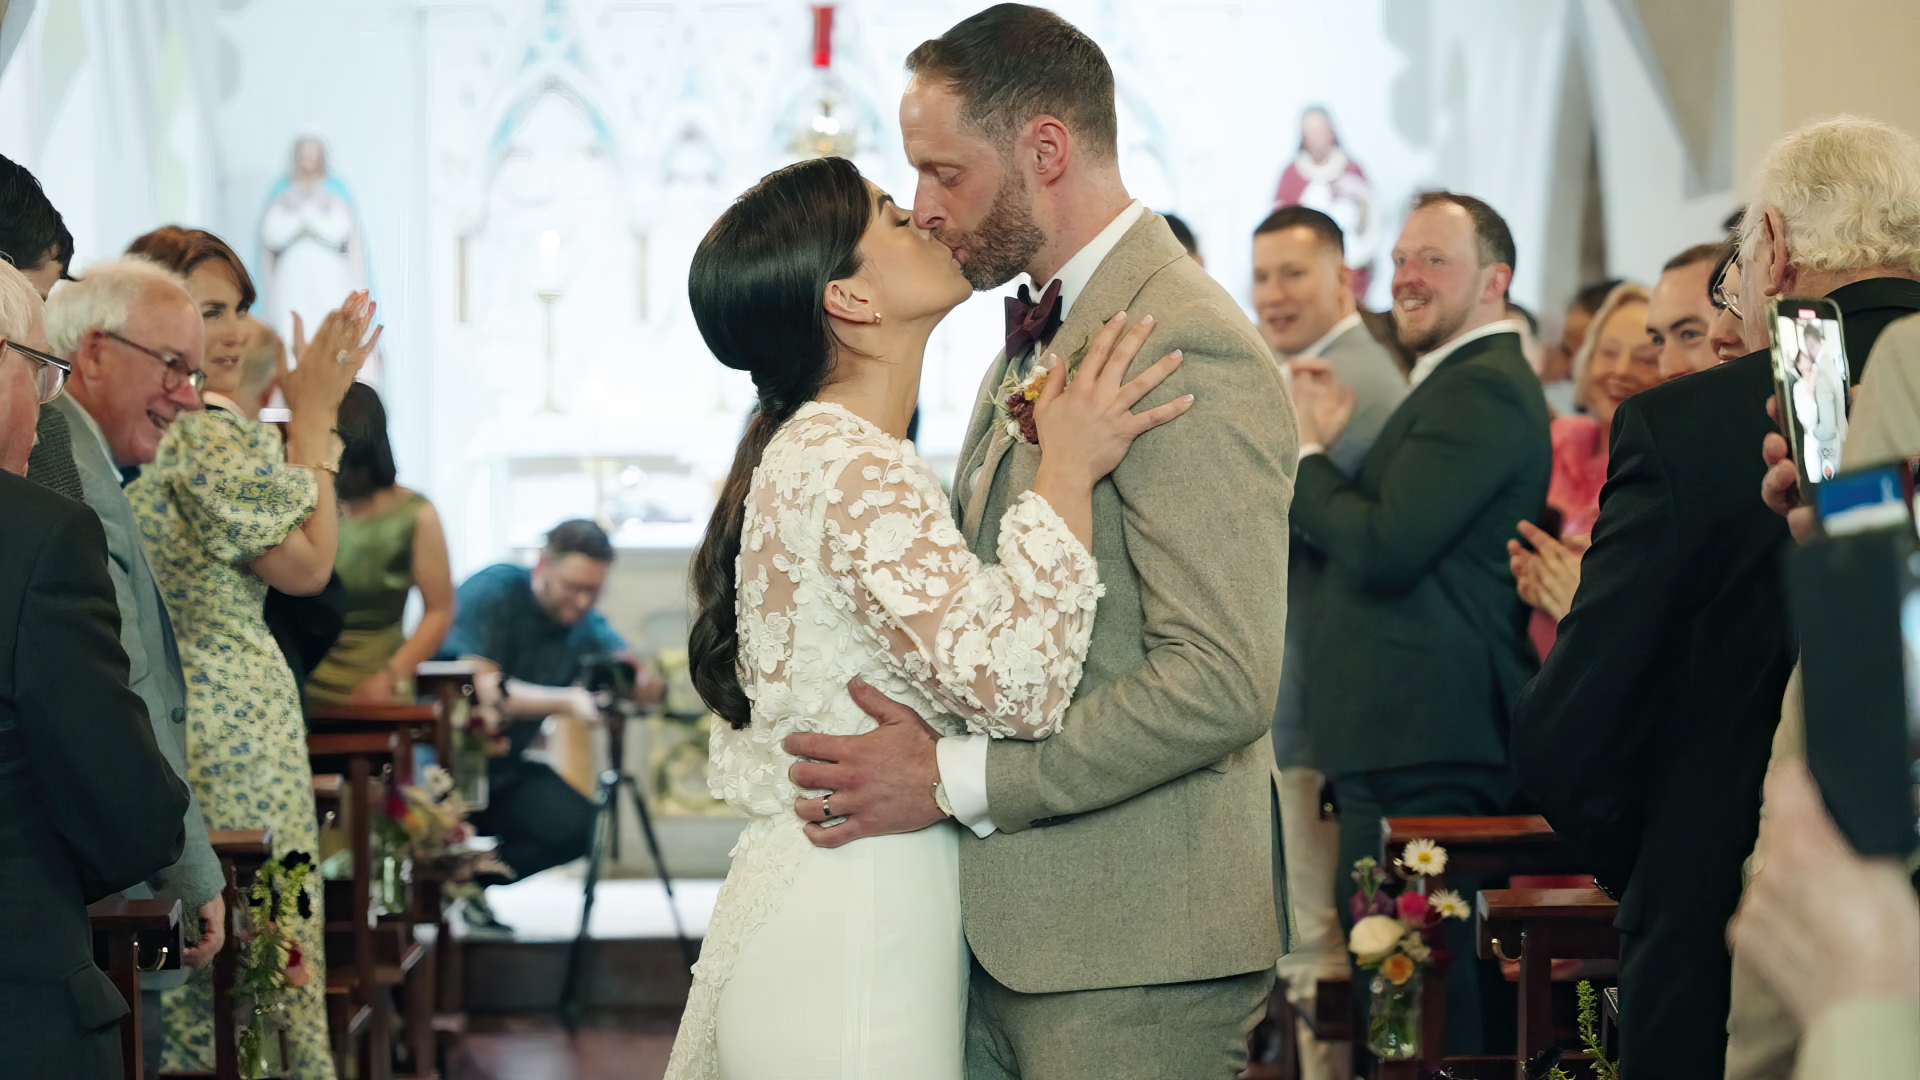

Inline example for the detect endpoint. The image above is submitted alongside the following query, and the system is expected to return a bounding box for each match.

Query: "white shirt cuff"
[935,734,998,838]
[1298,442,1327,463]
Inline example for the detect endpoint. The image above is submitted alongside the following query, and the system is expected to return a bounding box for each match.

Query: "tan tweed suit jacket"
[952,212,1296,993]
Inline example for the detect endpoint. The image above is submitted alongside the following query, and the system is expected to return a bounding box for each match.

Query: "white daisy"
[1430,888,1470,921]
[1398,838,1449,877]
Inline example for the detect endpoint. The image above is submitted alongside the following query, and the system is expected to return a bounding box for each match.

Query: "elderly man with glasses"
[0,257,196,1078]
[29,256,229,1043]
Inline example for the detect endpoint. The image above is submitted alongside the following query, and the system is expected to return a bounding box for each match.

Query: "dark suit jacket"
[0,472,190,1075]
[1511,276,1920,1075]
[1293,330,1551,778]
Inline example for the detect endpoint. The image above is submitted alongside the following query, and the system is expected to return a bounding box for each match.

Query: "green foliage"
[1542,981,1618,1080]
[234,852,314,1068]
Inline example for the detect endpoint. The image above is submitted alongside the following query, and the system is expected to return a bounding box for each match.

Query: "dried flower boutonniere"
[988,333,1091,447]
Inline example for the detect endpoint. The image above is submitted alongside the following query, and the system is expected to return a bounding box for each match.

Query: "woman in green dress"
[308,382,455,704]
[125,226,380,1080]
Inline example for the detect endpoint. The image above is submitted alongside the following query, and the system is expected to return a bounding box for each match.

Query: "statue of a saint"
[260,138,372,375]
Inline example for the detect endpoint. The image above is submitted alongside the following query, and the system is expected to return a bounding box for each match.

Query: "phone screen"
[1771,300,1850,485]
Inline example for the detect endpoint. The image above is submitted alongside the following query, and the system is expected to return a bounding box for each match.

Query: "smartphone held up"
[1769,297,1851,493]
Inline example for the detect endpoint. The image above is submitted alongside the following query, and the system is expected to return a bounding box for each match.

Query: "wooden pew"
[1380,815,1586,881]
[308,701,450,1078]
[411,660,485,1052]
[1385,816,1587,1074]
[1476,888,1619,1078]
[309,735,397,1080]
[88,896,183,1080]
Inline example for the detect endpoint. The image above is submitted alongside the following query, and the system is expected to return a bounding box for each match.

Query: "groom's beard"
[941,168,1045,291]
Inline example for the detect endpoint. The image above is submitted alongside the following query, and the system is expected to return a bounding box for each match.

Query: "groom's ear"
[823,277,877,325]
[1026,115,1072,185]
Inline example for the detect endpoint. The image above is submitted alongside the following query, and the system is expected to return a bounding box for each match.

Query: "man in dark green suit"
[1289,191,1551,1054]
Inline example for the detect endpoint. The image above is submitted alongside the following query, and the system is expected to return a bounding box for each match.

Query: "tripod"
[558,705,696,1032]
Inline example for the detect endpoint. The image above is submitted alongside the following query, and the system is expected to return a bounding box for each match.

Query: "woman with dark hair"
[308,382,455,703]
[125,226,378,1080]
[666,157,1190,1079]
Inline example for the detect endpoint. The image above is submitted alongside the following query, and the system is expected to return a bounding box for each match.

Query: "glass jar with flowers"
[1347,840,1472,1061]
[235,851,316,1078]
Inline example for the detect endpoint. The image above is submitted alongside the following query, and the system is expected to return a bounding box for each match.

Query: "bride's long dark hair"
[688,156,871,729]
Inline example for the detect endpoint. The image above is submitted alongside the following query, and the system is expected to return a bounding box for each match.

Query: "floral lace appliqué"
[663,401,1102,1080]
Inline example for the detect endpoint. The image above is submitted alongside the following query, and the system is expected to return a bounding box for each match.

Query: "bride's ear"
[823,276,880,326]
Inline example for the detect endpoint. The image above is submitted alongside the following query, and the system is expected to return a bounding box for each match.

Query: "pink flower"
[1397,891,1430,925]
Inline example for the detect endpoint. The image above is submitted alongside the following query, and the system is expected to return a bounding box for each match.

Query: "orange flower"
[1381,952,1416,986]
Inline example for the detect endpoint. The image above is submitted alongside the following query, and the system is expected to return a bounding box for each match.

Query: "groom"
[784,6,1297,1075]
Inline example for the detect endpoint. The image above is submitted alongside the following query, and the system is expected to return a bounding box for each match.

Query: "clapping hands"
[1288,356,1356,448]
[1508,521,1588,623]
[281,290,382,420]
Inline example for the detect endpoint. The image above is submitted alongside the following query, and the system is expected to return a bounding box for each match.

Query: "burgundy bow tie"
[1005,279,1063,361]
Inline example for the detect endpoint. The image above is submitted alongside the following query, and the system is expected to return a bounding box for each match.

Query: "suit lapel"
[955,347,1015,542]
[960,212,1186,544]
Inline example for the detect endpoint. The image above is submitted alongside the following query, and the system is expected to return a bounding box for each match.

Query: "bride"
[663,155,1192,1079]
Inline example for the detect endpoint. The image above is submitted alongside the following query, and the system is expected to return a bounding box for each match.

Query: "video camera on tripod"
[559,651,695,1030]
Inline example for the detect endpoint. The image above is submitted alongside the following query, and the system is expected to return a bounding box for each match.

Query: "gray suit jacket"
[952,212,1295,993]
[1272,320,1408,767]
[46,395,223,985]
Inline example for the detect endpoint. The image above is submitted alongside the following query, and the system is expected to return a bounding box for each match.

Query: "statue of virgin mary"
[259,137,373,376]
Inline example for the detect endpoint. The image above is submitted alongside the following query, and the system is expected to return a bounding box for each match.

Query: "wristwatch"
[933,780,954,819]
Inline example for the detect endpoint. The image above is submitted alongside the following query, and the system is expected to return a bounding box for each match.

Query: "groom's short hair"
[905,4,1118,161]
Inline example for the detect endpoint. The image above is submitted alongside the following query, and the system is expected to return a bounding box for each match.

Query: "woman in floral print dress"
[126,233,379,1078]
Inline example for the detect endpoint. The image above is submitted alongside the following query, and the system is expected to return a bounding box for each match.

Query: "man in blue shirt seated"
[439,519,662,934]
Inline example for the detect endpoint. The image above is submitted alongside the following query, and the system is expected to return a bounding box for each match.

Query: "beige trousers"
[1274,766,1349,1080]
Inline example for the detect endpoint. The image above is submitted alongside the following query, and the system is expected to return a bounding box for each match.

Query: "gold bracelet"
[291,461,340,475]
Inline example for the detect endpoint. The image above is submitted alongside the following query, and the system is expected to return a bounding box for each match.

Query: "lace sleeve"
[815,446,1103,739]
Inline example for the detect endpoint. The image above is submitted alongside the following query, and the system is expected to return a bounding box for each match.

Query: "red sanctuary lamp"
[789,4,859,159]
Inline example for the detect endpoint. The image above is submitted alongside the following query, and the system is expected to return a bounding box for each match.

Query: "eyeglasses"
[3,339,70,404]
[1712,276,1743,322]
[104,331,205,394]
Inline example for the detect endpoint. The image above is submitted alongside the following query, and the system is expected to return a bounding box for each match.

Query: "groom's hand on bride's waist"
[784,677,948,848]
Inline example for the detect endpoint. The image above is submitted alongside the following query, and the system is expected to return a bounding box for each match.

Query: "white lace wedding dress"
[663,401,1105,1080]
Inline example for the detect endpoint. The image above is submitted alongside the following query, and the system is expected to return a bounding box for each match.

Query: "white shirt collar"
[1287,310,1364,361]
[1027,200,1148,322]
[1407,318,1524,388]
[200,391,240,413]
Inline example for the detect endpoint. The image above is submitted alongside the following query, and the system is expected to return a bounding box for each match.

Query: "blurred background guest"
[0,258,194,1080]
[1535,278,1623,415]
[1515,116,1920,1079]
[1648,242,1729,378]
[437,519,663,937]
[0,154,73,296]
[308,381,455,704]
[126,278,377,1078]
[0,154,83,500]
[1509,281,1660,655]
[1275,106,1375,298]
[1289,191,1549,1054]
[1252,203,1405,1078]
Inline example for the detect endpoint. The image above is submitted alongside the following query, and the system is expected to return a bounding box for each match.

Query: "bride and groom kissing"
[665,6,1298,1078]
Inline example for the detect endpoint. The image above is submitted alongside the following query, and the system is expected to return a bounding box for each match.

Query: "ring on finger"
[821,793,833,819]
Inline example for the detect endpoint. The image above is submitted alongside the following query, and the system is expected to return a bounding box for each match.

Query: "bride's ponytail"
[686,157,871,729]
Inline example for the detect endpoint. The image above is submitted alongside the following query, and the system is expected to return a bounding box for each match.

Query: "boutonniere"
[988,333,1091,446]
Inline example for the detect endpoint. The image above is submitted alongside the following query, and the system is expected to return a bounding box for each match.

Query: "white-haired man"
[0,259,193,1078]
[1514,116,1920,1078]
[32,258,229,1032]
